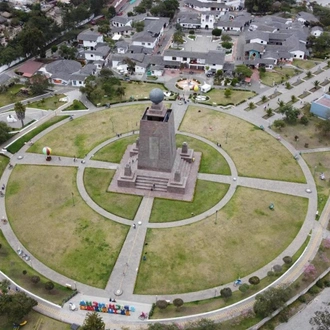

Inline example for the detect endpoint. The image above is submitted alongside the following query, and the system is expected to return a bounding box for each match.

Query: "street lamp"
[215,210,218,224]
[72,192,75,206]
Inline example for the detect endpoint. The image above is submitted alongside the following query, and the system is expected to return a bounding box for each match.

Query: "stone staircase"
[135,175,169,192]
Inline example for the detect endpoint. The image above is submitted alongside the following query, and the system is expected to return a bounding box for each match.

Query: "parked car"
[69,303,77,311]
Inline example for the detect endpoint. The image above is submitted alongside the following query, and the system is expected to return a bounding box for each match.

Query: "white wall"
[249,38,267,44]
[290,50,305,59]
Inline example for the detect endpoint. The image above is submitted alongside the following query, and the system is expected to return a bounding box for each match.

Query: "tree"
[222,41,232,49]
[19,27,45,56]
[304,264,317,280]
[235,65,252,81]
[81,311,105,330]
[0,122,11,144]
[108,6,117,18]
[31,276,40,284]
[279,104,300,124]
[224,88,232,98]
[300,115,309,126]
[307,71,312,78]
[220,287,232,299]
[248,102,255,109]
[314,80,320,88]
[239,283,250,293]
[291,95,297,103]
[248,276,260,286]
[173,298,184,310]
[156,300,168,310]
[26,74,52,95]
[0,280,10,295]
[133,21,145,32]
[116,86,126,99]
[261,95,268,103]
[14,102,26,128]
[266,108,273,117]
[45,281,54,291]
[253,286,290,317]
[212,28,222,37]
[245,0,273,13]
[0,284,37,323]
[51,45,58,54]
[173,30,185,46]
[285,82,291,89]
[310,310,330,329]
[59,44,77,60]
[273,119,285,130]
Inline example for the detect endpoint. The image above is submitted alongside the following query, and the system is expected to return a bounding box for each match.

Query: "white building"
[77,30,104,50]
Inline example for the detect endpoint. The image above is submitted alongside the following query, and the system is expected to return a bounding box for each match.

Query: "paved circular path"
[0,61,329,327]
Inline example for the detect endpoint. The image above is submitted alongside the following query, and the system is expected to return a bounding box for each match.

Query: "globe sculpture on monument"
[109,88,201,201]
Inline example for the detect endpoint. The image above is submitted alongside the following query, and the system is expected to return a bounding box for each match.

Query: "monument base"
[108,145,201,202]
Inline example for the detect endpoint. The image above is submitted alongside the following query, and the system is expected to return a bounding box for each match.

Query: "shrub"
[283,256,292,264]
[273,265,283,273]
[298,295,306,303]
[278,310,289,323]
[300,115,309,125]
[316,279,324,288]
[324,280,330,287]
[267,270,275,277]
[156,300,168,309]
[45,281,55,291]
[31,276,40,284]
[189,30,195,35]
[220,287,232,298]
[249,276,260,285]
[308,286,320,295]
[22,270,27,275]
[173,298,184,310]
[239,283,249,293]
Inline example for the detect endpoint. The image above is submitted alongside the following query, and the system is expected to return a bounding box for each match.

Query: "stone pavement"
[0,61,329,327]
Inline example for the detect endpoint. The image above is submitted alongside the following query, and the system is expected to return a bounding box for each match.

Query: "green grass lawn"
[136,187,307,294]
[205,89,255,106]
[149,180,229,222]
[0,310,71,330]
[84,168,142,219]
[293,59,316,70]
[260,68,297,86]
[27,94,66,110]
[0,154,10,178]
[7,116,68,154]
[0,84,30,107]
[92,135,137,163]
[0,231,71,304]
[180,106,305,182]
[176,134,230,175]
[93,134,231,175]
[303,152,330,214]
[6,165,129,288]
[63,100,87,111]
[28,104,146,158]
[103,81,172,104]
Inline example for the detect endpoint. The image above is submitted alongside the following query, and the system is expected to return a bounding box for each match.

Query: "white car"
[69,303,77,311]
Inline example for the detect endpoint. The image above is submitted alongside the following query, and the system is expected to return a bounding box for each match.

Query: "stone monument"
[109,88,201,201]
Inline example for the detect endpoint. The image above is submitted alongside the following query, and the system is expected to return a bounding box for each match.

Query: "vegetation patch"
[27,94,67,110]
[7,116,68,154]
[0,85,30,107]
[28,105,146,158]
[303,152,330,213]
[180,106,305,182]
[84,168,142,219]
[63,100,87,111]
[6,165,129,288]
[0,155,10,178]
[136,187,307,294]
[205,89,255,106]
[0,231,70,304]
[92,135,137,163]
[149,180,229,223]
